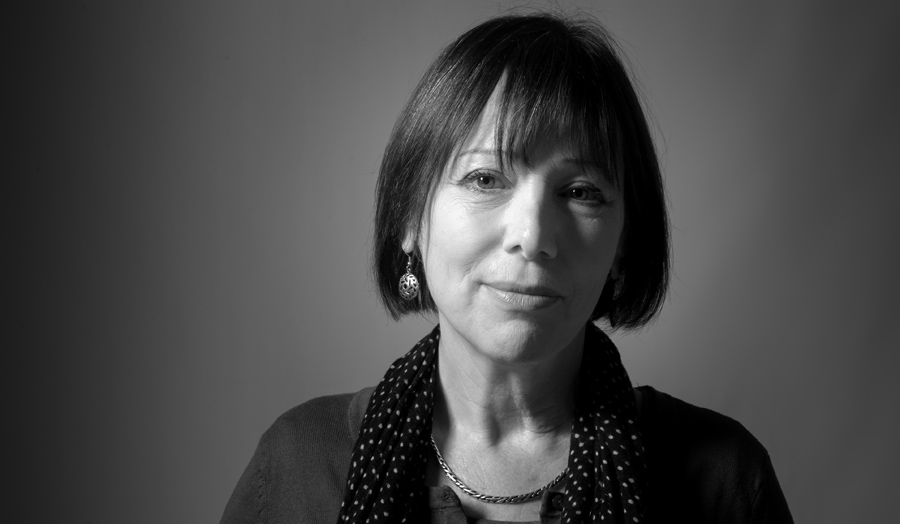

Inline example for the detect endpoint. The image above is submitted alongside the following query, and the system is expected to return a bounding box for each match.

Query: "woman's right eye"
[463,171,504,191]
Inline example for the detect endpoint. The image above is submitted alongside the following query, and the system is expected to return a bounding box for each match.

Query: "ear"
[401,226,416,254]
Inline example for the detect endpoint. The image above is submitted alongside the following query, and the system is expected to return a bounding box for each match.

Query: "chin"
[472,317,576,364]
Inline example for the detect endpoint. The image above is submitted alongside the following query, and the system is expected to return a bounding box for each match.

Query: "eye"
[568,187,593,200]
[475,174,500,189]
[462,170,505,192]
[564,185,606,206]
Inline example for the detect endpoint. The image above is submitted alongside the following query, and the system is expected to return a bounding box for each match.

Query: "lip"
[483,282,562,309]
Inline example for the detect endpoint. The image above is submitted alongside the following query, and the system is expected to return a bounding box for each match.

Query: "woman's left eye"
[564,186,606,205]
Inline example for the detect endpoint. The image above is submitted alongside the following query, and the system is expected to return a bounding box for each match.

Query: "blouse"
[220,386,793,523]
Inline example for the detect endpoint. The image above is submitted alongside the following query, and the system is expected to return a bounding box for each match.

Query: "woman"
[222,13,793,523]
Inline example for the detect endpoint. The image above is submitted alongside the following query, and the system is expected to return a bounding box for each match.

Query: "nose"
[501,183,558,260]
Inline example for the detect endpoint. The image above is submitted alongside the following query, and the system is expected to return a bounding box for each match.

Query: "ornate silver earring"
[398,254,420,301]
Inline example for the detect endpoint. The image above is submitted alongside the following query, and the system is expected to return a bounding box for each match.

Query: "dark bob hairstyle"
[373,13,669,329]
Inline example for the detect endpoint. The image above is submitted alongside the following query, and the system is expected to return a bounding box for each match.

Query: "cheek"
[569,221,623,291]
[421,197,496,288]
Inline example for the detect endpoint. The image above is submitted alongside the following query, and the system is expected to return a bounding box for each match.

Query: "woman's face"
[408,90,625,364]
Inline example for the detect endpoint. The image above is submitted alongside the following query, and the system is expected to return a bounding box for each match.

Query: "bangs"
[492,31,620,186]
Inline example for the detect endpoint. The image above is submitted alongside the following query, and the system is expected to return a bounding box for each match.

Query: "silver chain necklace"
[429,436,568,504]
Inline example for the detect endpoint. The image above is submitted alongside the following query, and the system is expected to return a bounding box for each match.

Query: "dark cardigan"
[221,386,793,524]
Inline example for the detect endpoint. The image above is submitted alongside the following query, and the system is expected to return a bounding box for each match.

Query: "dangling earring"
[398,254,420,301]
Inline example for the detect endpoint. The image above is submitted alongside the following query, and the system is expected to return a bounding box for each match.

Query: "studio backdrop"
[9,1,899,522]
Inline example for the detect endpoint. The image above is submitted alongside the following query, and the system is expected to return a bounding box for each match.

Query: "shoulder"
[259,387,375,472]
[638,386,793,523]
[221,387,375,524]
[638,386,769,463]
[266,388,371,440]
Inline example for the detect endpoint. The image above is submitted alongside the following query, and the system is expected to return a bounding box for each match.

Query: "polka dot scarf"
[337,324,648,523]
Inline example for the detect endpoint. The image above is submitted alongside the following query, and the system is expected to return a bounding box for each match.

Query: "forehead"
[451,82,607,175]
[451,80,594,160]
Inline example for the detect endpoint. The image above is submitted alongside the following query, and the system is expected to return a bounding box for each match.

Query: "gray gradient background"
[9,1,900,522]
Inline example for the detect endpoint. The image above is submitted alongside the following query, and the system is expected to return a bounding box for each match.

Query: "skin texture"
[404,85,625,519]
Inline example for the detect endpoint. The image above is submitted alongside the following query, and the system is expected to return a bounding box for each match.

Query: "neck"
[432,324,584,445]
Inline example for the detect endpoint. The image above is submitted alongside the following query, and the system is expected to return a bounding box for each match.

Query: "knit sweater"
[220,386,793,523]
